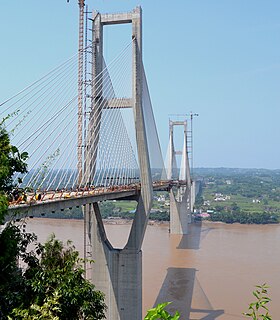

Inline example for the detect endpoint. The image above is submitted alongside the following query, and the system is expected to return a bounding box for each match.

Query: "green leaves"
[21,152,28,161]
[0,194,8,224]
[144,302,180,320]
[0,230,106,319]
[243,284,272,320]
[8,290,61,320]
[0,224,38,319]
[0,120,28,191]
[0,118,29,223]
[22,234,107,320]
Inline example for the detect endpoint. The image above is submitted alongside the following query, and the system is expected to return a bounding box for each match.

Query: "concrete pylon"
[83,7,152,320]
[85,203,142,319]
[167,121,177,180]
[170,188,189,234]
[168,119,192,234]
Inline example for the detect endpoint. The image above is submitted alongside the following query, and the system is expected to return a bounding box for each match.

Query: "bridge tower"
[83,7,152,320]
[167,119,193,234]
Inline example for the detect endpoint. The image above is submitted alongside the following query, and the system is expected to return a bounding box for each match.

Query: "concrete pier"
[170,186,191,234]
[85,203,143,320]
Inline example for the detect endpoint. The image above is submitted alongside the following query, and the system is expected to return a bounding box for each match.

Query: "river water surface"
[25,218,280,319]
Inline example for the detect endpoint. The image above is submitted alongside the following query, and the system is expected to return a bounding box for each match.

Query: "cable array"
[1,40,139,193]
[1,31,168,199]
[141,62,167,181]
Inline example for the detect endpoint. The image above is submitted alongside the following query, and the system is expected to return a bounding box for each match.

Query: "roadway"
[8,181,171,217]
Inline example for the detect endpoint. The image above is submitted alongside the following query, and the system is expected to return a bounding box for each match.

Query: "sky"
[1,0,280,169]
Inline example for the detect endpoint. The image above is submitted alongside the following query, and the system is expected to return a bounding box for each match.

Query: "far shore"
[17,216,280,227]
[103,218,169,227]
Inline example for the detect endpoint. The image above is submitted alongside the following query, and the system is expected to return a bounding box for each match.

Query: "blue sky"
[1,1,280,169]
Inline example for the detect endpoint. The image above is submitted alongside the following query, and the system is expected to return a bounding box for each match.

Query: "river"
[24,218,280,319]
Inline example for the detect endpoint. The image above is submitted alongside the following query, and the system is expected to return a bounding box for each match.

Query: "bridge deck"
[8,181,171,216]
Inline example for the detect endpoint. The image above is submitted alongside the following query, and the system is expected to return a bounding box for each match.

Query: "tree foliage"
[144,302,180,320]
[0,231,107,319]
[0,224,38,318]
[8,290,61,320]
[0,118,28,223]
[23,234,106,320]
[208,211,278,224]
[0,117,32,317]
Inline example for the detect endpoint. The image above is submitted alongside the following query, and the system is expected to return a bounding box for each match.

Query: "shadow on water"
[153,267,224,320]
[190,308,224,320]
[176,221,214,250]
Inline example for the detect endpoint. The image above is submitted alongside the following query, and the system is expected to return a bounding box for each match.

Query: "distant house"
[252,199,261,203]
[214,196,226,201]
[195,212,210,219]
[214,193,231,201]
[157,195,166,202]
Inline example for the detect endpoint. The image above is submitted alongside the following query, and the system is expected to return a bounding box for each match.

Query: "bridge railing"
[8,180,172,208]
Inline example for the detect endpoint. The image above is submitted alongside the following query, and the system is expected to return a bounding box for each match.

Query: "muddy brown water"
[24,218,280,319]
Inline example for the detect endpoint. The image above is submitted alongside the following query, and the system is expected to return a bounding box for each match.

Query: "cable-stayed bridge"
[1,5,196,320]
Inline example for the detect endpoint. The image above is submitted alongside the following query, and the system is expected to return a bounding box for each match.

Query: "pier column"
[170,186,190,234]
[85,203,142,320]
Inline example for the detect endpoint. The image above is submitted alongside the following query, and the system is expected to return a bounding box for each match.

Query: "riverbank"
[103,217,168,226]
[21,215,280,227]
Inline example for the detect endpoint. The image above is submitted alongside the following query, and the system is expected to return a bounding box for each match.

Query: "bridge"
[2,4,196,320]
[8,181,170,216]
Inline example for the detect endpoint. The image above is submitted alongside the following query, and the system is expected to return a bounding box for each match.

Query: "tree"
[8,290,61,320]
[0,229,107,319]
[0,117,32,318]
[0,224,38,318]
[0,117,28,223]
[9,234,106,320]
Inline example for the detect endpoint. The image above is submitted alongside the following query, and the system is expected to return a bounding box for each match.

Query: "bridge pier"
[169,186,191,234]
[84,201,145,320]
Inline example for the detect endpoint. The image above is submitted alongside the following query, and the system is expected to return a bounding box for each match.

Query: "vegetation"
[208,210,278,224]
[0,224,36,318]
[0,116,28,223]
[7,234,106,320]
[0,229,106,320]
[0,226,107,319]
[144,302,180,320]
[194,168,280,224]
[8,290,61,320]
[243,284,272,320]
